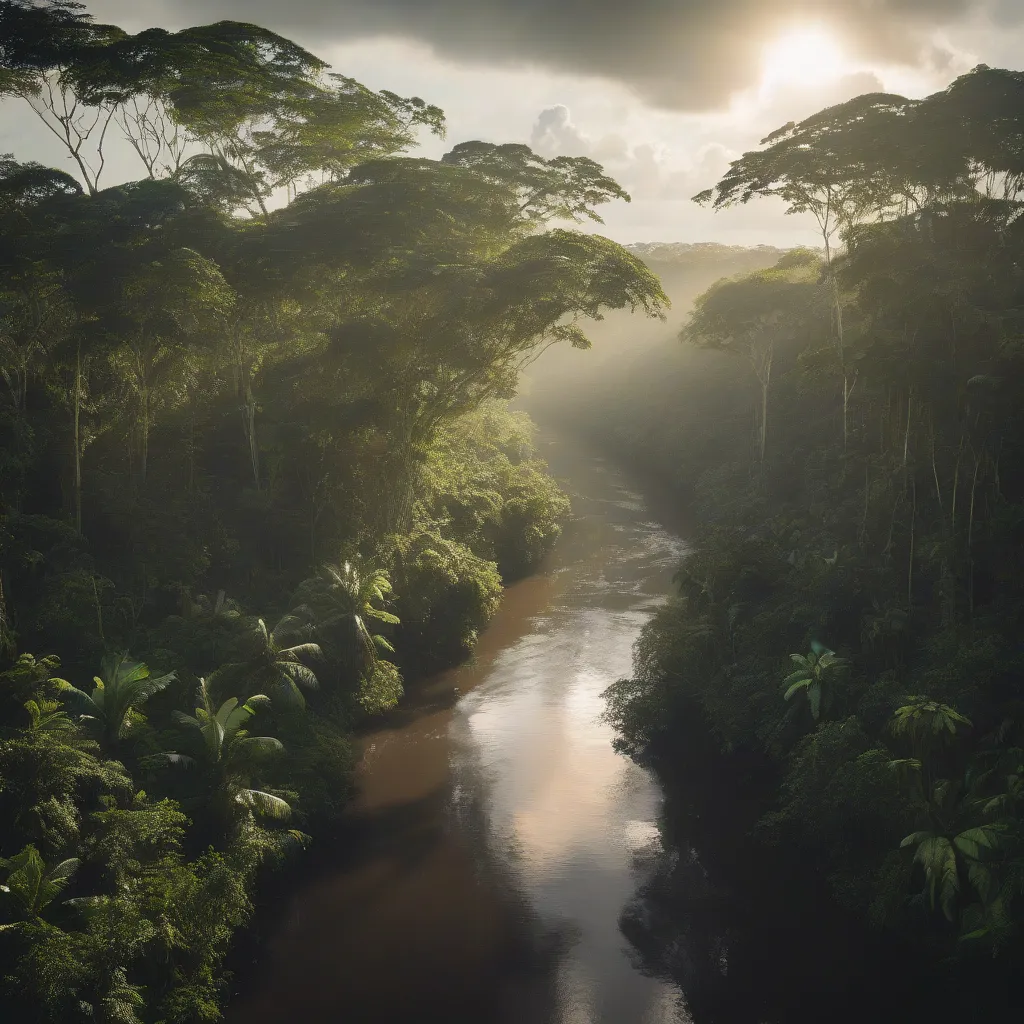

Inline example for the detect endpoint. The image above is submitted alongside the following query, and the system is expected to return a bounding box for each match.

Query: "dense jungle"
[3,2,1024,1022]
[0,2,664,1019]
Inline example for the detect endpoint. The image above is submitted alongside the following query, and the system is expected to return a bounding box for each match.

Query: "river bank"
[226,432,690,1024]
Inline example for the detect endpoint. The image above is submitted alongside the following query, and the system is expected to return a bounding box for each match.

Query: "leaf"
[236,735,284,758]
[281,642,322,662]
[46,858,79,883]
[901,830,933,848]
[914,836,958,920]
[807,680,822,721]
[967,861,998,905]
[365,608,400,625]
[279,660,319,690]
[373,635,396,654]
[56,680,98,717]
[984,794,1010,815]
[235,789,292,819]
[784,680,809,701]
[954,825,1006,861]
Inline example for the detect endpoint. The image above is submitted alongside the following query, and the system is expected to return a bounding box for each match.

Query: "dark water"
[228,436,692,1024]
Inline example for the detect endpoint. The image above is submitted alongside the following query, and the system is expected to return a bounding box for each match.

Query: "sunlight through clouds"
[759,25,852,90]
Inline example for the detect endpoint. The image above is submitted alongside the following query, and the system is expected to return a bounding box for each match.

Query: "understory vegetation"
[0,2,665,1019]
[605,66,1024,978]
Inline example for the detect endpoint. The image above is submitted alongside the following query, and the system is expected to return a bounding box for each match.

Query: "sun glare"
[760,26,849,89]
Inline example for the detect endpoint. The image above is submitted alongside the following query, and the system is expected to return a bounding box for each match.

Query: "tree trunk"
[139,389,150,485]
[908,480,916,613]
[967,455,980,618]
[235,328,260,489]
[758,348,772,480]
[188,390,196,495]
[823,231,849,451]
[902,387,913,490]
[243,378,259,489]
[74,339,83,533]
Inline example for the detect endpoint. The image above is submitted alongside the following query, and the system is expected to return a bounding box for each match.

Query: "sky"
[2,0,1023,246]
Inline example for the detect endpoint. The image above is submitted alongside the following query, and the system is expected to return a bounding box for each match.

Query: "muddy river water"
[228,435,692,1024]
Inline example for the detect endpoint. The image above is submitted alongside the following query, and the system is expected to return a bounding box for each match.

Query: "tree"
[889,698,972,761]
[684,250,824,476]
[103,246,234,486]
[0,158,78,418]
[0,0,127,195]
[693,93,946,449]
[0,843,78,929]
[295,560,398,670]
[212,613,320,710]
[900,773,1007,924]
[162,677,291,823]
[57,653,175,749]
[440,141,630,226]
[782,641,849,723]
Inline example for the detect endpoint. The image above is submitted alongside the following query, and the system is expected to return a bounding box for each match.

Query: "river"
[227,433,692,1024]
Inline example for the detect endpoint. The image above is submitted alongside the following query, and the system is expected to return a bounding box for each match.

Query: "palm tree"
[24,698,80,738]
[900,772,1007,924]
[57,654,176,749]
[889,697,972,760]
[782,641,848,722]
[0,845,79,930]
[162,678,291,823]
[295,560,399,671]
[889,697,972,794]
[212,613,321,710]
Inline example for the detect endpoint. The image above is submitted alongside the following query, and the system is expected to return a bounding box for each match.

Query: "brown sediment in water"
[228,434,688,1024]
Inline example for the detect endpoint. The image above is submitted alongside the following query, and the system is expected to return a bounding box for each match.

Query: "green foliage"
[161,677,291,825]
[0,1,653,1017]
[57,653,175,749]
[295,559,398,673]
[416,403,570,580]
[392,532,503,670]
[782,643,849,722]
[210,615,320,711]
[0,843,78,926]
[603,63,1024,977]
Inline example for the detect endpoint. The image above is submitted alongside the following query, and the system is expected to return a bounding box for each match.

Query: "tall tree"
[684,250,824,476]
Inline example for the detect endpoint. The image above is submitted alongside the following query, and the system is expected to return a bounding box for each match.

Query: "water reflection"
[448,441,689,1023]
[228,437,691,1024]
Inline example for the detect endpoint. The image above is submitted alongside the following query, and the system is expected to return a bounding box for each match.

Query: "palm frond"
[278,661,319,690]
[280,642,322,662]
[236,735,285,758]
[55,680,98,718]
[235,788,292,819]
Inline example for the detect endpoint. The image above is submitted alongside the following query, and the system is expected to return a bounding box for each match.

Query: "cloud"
[527,105,732,203]
[530,105,628,162]
[525,67,892,208]
[141,0,1012,110]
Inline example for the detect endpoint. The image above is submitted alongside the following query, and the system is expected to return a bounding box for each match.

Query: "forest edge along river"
[227,432,691,1024]
[223,429,957,1024]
